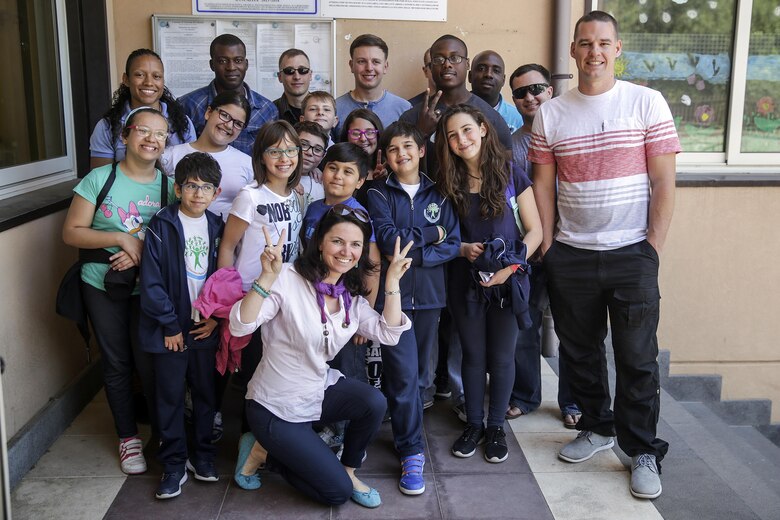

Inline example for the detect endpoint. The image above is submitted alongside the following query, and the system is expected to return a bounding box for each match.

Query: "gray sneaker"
[558,430,615,463]
[630,454,662,499]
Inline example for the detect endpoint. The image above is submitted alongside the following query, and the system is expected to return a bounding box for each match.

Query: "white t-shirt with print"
[229,182,303,290]
[179,210,210,320]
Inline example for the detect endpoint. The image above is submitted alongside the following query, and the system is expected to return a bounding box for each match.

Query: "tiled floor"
[12,360,664,519]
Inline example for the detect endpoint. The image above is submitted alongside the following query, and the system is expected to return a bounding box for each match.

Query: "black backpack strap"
[160,169,169,208]
[94,161,118,212]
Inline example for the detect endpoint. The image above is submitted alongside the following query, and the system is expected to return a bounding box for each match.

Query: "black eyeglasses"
[300,139,326,156]
[279,66,311,76]
[512,83,549,99]
[330,204,370,223]
[181,182,217,195]
[215,108,246,130]
[430,55,468,66]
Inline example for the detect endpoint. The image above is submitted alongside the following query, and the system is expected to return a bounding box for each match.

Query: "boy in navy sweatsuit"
[366,121,460,496]
[139,152,224,499]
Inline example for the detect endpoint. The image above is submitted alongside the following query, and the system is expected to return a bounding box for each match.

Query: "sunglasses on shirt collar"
[512,83,549,99]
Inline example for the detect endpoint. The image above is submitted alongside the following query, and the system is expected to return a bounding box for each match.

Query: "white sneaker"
[119,437,147,474]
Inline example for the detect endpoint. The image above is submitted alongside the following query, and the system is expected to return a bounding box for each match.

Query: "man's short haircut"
[349,34,389,59]
[509,63,552,87]
[174,151,223,187]
[574,10,619,40]
[302,90,336,110]
[430,34,468,56]
[294,120,329,146]
[209,34,246,58]
[322,143,372,180]
[278,48,310,69]
[379,121,425,155]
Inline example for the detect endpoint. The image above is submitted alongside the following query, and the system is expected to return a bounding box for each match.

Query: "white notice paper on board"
[193,0,318,16]
[321,0,446,21]
[295,23,332,92]
[256,22,295,100]
[158,19,218,98]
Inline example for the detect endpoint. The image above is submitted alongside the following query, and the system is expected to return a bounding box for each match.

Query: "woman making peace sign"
[230,206,413,508]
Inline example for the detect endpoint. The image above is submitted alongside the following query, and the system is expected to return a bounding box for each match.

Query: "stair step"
[662,373,722,402]
[707,399,772,426]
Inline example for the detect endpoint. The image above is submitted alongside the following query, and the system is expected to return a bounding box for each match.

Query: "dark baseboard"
[7,361,103,490]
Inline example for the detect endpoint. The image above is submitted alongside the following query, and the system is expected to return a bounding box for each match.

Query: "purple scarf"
[313,279,352,326]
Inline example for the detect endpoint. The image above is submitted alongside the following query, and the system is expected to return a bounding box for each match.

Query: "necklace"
[467,173,482,181]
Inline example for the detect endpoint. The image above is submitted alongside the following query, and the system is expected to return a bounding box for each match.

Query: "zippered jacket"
[139,203,224,353]
[366,172,460,311]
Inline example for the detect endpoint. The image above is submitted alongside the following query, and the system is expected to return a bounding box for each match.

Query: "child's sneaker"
[119,437,147,475]
[398,453,426,495]
[484,425,509,463]
[155,470,187,499]
[451,423,485,458]
[211,411,223,443]
[186,459,219,482]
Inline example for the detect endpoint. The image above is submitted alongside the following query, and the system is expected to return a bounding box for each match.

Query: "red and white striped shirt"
[529,80,681,250]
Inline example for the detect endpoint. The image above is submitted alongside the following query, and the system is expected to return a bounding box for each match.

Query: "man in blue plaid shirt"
[180,34,278,155]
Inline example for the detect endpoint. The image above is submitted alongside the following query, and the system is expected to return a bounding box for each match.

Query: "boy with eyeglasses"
[334,34,411,137]
[180,34,278,155]
[274,49,313,125]
[294,121,328,210]
[139,152,225,499]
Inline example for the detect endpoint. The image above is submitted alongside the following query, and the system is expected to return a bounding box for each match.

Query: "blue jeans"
[381,308,439,456]
[246,377,386,505]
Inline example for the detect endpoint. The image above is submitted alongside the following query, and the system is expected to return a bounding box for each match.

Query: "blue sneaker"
[186,458,219,482]
[399,453,426,495]
[155,470,187,499]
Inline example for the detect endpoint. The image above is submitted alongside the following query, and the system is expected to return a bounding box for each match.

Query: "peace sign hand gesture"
[385,236,414,286]
[260,226,286,276]
[417,88,444,136]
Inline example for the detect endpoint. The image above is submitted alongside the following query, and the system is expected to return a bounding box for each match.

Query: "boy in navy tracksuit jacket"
[139,152,224,499]
[366,121,460,496]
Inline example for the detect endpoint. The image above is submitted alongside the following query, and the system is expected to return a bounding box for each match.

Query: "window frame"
[0,0,78,201]
[592,0,780,173]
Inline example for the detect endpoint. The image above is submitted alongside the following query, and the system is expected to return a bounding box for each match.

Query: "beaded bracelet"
[251,281,271,298]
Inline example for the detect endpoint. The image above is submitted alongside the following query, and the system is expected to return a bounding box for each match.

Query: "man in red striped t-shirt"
[528,10,680,500]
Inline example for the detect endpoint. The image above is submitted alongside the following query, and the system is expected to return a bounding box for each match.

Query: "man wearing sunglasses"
[274,49,313,125]
[334,34,411,137]
[469,51,523,134]
[180,34,278,156]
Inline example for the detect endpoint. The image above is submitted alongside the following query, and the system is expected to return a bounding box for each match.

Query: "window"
[599,0,780,170]
[0,0,76,200]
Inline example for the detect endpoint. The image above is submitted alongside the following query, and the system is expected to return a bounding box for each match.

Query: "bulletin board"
[152,15,336,100]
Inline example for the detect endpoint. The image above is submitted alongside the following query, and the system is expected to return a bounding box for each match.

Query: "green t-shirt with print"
[73,163,176,292]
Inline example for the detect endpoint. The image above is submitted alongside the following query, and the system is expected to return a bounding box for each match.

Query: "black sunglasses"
[279,66,311,76]
[512,83,549,99]
[330,204,370,223]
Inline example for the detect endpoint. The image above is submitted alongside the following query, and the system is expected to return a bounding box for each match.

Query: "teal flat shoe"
[351,487,381,508]
[234,432,261,490]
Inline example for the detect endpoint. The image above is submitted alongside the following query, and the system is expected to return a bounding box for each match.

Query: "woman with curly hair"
[435,104,541,464]
[90,48,196,168]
